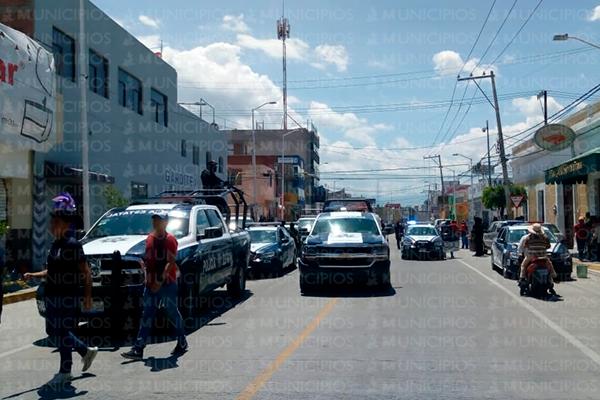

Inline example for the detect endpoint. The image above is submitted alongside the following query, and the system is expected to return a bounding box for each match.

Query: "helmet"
[51,193,83,229]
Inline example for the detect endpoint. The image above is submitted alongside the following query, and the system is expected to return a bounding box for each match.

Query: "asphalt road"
[2,248,600,399]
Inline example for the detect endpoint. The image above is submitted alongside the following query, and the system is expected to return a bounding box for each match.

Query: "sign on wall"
[533,124,576,152]
[0,22,56,152]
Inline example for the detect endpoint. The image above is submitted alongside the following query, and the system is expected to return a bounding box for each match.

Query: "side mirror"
[299,227,309,234]
[281,236,290,243]
[202,227,223,240]
[75,230,86,240]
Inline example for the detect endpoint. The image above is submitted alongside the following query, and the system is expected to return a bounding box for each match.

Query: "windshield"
[508,228,556,244]
[86,209,190,239]
[407,226,438,236]
[312,217,379,235]
[249,230,277,243]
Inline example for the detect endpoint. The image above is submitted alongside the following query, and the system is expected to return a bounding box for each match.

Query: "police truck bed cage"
[322,199,374,213]
[140,186,249,228]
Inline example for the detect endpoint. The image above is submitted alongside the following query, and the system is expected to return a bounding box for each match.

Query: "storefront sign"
[533,124,576,152]
[547,160,584,181]
[277,156,304,167]
[165,168,196,187]
[0,23,56,152]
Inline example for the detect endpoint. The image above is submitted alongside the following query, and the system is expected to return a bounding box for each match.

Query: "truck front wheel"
[227,266,246,298]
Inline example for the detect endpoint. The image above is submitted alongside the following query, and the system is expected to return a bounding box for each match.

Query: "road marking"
[458,259,600,367]
[0,344,34,359]
[236,298,338,400]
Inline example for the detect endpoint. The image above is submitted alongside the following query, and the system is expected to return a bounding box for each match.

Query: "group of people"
[23,193,188,388]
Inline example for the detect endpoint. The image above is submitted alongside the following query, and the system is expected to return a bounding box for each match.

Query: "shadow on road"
[32,289,253,351]
[1,373,94,400]
[302,285,397,298]
[248,264,297,280]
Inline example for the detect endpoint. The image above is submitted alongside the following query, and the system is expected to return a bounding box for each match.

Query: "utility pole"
[458,71,510,215]
[79,0,90,230]
[483,120,492,186]
[537,90,548,125]
[424,154,444,217]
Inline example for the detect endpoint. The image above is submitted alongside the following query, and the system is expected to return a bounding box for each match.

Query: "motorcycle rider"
[517,223,558,295]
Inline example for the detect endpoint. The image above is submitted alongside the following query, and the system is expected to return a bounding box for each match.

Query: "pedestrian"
[121,212,188,360]
[472,217,485,256]
[574,217,589,260]
[289,222,300,249]
[460,220,469,249]
[584,212,594,260]
[394,221,404,250]
[24,193,98,387]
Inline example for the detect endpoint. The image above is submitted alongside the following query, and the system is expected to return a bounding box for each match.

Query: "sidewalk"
[571,255,600,273]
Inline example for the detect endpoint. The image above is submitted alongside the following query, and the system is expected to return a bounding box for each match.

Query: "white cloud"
[313,44,349,72]
[367,59,390,70]
[222,14,250,33]
[308,101,391,145]
[512,96,562,119]
[432,50,496,77]
[138,15,160,29]
[589,5,600,21]
[236,34,310,60]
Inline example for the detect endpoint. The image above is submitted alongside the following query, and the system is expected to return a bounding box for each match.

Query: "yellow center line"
[236,298,339,400]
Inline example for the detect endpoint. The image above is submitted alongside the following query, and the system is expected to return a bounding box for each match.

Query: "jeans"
[45,297,88,373]
[461,234,468,249]
[134,283,187,350]
[576,238,587,260]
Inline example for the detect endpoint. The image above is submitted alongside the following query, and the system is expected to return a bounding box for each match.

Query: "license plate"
[419,249,428,253]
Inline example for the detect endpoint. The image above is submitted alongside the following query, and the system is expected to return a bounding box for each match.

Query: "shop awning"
[545,147,600,185]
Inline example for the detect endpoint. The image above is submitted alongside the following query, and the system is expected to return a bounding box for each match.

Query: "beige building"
[511,101,600,247]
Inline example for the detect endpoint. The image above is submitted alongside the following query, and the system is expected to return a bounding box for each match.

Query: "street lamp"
[553,33,600,50]
[281,128,303,220]
[178,98,216,124]
[251,101,277,215]
[453,153,474,221]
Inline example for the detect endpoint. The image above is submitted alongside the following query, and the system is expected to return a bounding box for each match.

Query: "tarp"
[545,147,600,185]
[0,22,56,152]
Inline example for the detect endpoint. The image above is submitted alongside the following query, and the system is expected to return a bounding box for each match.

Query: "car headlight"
[432,239,443,247]
[560,252,572,261]
[509,251,519,260]
[403,237,414,245]
[261,251,276,259]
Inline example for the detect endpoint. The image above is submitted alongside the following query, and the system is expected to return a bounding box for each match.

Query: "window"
[181,140,187,157]
[218,156,224,173]
[192,145,200,166]
[205,151,212,167]
[130,182,148,199]
[195,210,210,236]
[52,27,76,81]
[118,68,142,114]
[206,209,225,230]
[150,88,168,126]
[89,50,108,98]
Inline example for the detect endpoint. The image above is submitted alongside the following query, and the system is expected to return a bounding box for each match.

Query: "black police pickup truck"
[36,189,250,329]
[298,211,390,293]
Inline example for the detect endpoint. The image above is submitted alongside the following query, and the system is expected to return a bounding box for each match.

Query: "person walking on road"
[394,221,404,250]
[472,217,485,256]
[24,193,98,387]
[460,221,469,249]
[574,217,590,261]
[121,212,188,360]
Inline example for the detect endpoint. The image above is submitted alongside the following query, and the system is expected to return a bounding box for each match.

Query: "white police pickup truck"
[36,201,250,327]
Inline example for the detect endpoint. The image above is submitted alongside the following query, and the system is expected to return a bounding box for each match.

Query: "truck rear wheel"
[227,266,246,298]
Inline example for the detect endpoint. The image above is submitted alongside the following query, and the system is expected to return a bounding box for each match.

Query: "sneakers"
[82,347,98,372]
[121,348,144,360]
[171,342,188,356]
[44,372,73,387]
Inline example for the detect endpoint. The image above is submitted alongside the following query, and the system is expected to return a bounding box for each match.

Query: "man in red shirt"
[122,212,188,360]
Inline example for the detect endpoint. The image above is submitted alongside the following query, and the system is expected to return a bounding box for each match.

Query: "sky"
[94,0,600,205]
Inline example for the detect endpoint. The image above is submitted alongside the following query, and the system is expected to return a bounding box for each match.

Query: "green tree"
[482,184,528,217]
[103,185,128,209]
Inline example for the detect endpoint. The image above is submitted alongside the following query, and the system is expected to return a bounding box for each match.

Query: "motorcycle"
[519,257,555,298]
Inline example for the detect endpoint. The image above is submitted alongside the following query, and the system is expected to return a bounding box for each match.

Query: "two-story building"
[0,0,227,269]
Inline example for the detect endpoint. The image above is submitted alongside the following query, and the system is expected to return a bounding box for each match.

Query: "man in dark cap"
[24,193,98,387]
[201,160,225,190]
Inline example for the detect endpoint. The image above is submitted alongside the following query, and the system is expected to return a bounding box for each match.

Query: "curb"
[2,287,37,305]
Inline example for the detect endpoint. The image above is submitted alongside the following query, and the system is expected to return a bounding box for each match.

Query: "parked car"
[491,225,572,280]
[248,225,296,275]
[296,217,316,244]
[401,224,445,260]
[36,193,251,329]
[483,220,522,252]
[298,211,390,292]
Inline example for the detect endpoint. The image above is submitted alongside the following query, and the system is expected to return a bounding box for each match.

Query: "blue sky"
[95,0,600,204]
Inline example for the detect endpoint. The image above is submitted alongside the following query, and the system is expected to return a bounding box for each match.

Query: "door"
[278,227,294,266]
[493,228,506,266]
[194,209,214,293]
[205,209,234,283]
[563,184,574,249]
